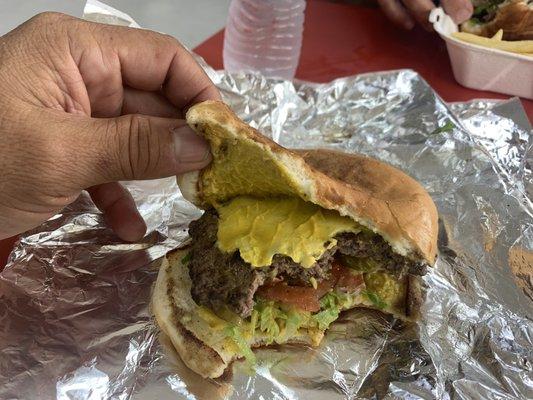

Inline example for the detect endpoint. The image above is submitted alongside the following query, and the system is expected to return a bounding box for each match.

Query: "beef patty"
[187,208,427,318]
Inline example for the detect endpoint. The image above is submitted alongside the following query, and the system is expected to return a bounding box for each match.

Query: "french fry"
[491,29,504,41]
[452,31,533,56]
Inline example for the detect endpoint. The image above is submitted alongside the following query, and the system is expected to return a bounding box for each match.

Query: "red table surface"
[0,236,17,268]
[0,0,531,269]
[196,0,533,119]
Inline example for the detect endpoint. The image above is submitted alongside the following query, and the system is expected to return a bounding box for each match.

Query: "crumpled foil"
[0,1,532,399]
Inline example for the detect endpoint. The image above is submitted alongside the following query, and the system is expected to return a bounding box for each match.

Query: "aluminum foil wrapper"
[1,2,532,399]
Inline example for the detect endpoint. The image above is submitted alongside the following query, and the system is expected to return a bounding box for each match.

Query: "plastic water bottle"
[223,0,306,79]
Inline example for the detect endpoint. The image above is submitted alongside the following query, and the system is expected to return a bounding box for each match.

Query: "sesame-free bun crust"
[179,101,438,265]
[162,101,433,378]
[461,0,533,41]
[295,149,438,266]
[152,248,227,379]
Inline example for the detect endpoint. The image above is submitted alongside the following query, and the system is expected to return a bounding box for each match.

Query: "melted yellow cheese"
[364,272,406,312]
[197,306,228,331]
[216,196,361,268]
[198,124,301,205]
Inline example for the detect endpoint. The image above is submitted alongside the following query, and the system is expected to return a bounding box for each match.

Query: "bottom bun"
[152,247,320,379]
[152,248,228,378]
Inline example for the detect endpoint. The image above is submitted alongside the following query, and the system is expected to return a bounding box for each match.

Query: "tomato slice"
[257,283,322,312]
[256,262,364,312]
[331,261,365,292]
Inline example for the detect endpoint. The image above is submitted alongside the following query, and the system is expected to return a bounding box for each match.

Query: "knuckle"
[21,12,73,54]
[160,33,181,48]
[150,32,183,63]
[30,12,70,26]
[114,115,162,180]
[149,30,180,47]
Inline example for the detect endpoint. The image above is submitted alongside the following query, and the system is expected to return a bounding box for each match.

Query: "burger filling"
[188,208,425,319]
[182,197,427,360]
[470,0,533,25]
[183,196,427,362]
[470,0,506,23]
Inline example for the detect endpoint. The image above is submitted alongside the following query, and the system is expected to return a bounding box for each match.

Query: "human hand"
[0,13,220,242]
[377,0,473,30]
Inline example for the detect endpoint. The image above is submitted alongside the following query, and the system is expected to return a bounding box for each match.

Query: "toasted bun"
[461,0,533,41]
[152,248,228,378]
[508,246,533,299]
[295,148,427,318]
[152,248,321,379]
[178,101,438,265]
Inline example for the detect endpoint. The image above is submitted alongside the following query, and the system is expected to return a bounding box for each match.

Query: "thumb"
[63,114,211,188]
[441,0,473,24]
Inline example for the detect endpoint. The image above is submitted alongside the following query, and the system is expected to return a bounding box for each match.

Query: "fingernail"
[172,125,212,165]
[454,8,472,23]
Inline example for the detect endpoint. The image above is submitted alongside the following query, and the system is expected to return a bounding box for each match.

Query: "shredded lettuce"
[283,309,305,340]
[321,290,359,310]
[313,291,358,329]
[254,296,339,341]
[430,120,456,135]
[256,300,282,343]
[313,307,339,330]
[471,0,505,23]
[225,325,256,365]
[362,290,387,310]
[180,252,191,264]
[249,309,259,335]
[473,0,503,16]
[320,291,338,309]
[197,268,406,366]
[211,291,362,364]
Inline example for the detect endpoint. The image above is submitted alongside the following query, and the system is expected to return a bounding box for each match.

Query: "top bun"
[178,101,438,265]
[461,0,533,41]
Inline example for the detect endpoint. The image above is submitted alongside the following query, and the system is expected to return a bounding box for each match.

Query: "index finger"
[377,0,415,30]
[440,0,473,23]
[401,0,435,31]
[70,19,220,111]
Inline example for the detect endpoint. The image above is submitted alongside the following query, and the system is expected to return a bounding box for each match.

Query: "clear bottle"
[223,0,306,79]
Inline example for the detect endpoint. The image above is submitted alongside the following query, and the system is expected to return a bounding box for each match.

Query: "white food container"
[429,8,533,100]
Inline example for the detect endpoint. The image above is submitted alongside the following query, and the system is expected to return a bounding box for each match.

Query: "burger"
[461,0,533,40]
[152,101,439,378]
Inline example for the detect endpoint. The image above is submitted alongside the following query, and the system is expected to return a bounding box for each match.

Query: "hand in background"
[377,0,473,30]
[0,13,220,241]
